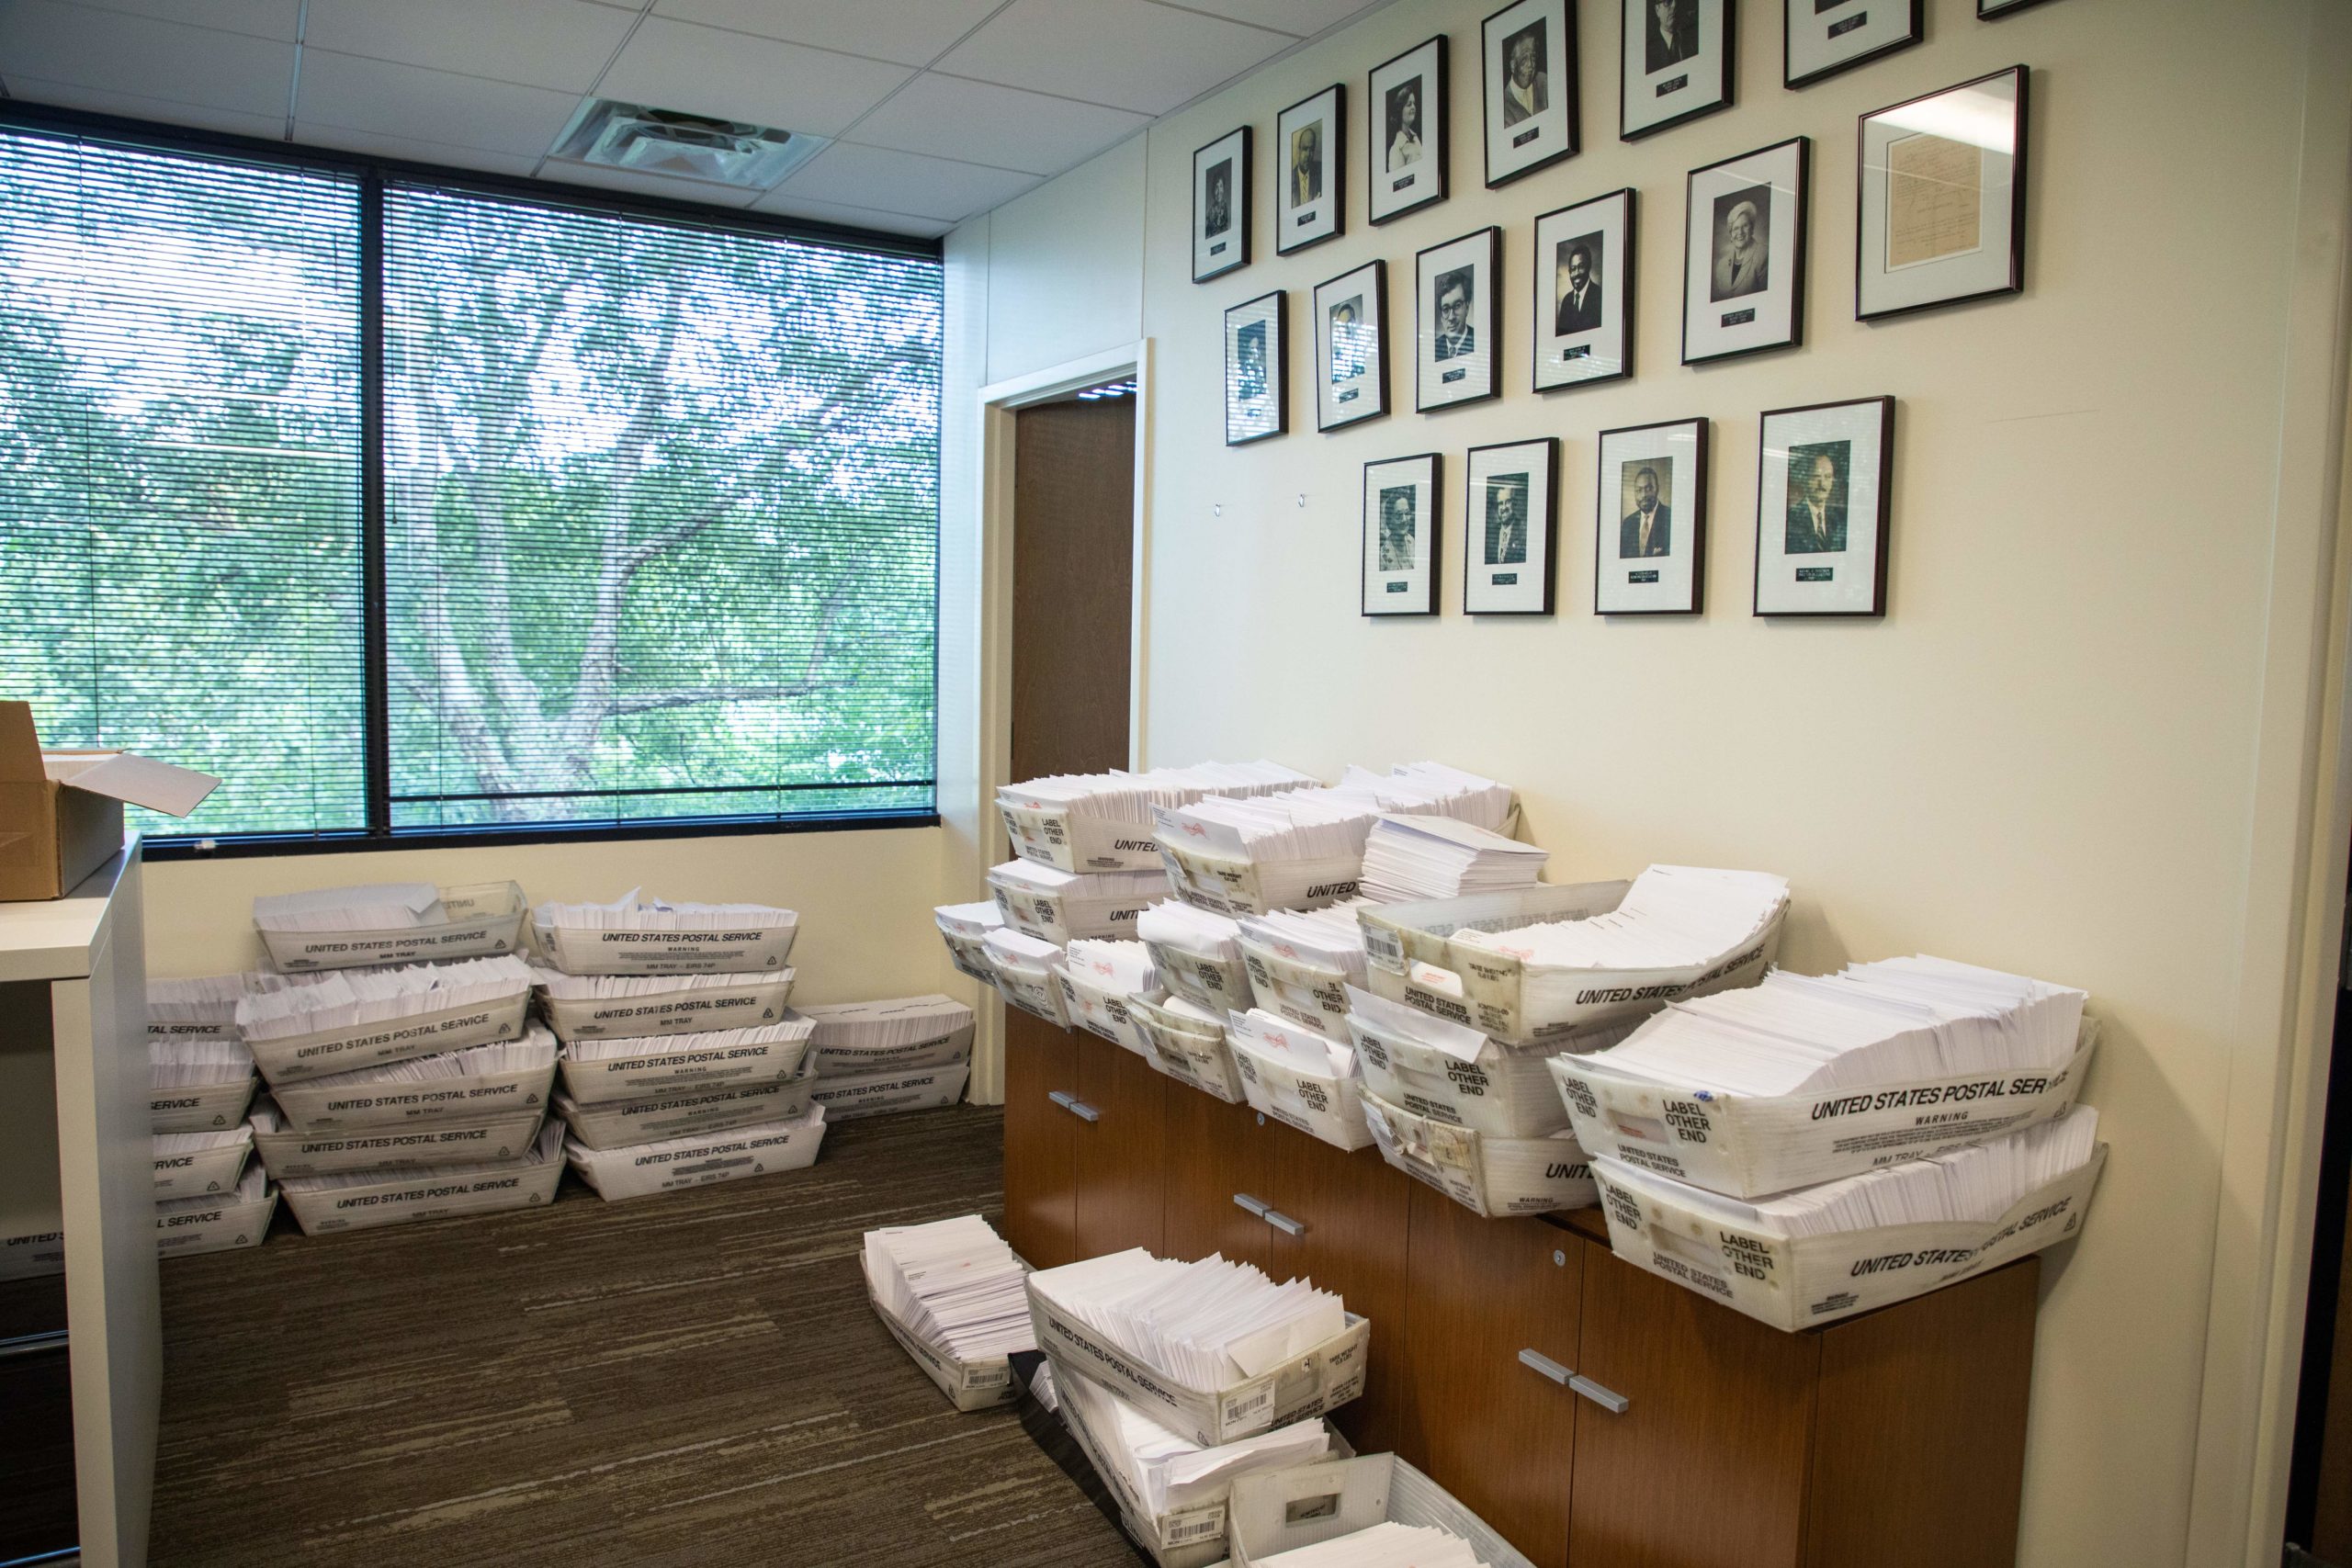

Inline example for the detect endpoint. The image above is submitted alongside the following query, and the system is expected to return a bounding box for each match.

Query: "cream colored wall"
[984,132,1148,384]
[953,0,2352,1563]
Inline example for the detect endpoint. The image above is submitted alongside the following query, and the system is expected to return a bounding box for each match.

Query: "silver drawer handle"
[1517,1348,1572,1385]
[1065,1099,1101,1122]
[1047,1090,1076,1109]
[1263,1209,1306,1236]
[1233,1192,1269,1216]
[1569,1375,1629,1415]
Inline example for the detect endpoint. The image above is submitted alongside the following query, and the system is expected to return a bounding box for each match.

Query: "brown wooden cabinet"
[1261,1133,1415,1454]
[1001,1009,1078,1269]
[1070,1034,1168,1258]
[1161,1089,1272,1269]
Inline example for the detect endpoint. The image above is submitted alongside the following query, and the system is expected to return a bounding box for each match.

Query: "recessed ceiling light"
[549,99,828,190]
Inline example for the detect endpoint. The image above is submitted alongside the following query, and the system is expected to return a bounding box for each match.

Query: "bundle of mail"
[1357,815,1548,904]
[1136,900,1256,1012]
[556,1017,816,1105]
[1236,903,1371,1036]
[985,926,1072,1025]
[999,761,1317,873]
[555,1010,824,1200]
[232,955,534,1084]
[279,1117,565,1235]
[148,1037,258,1134]
[152,1126,252,1199]
[253,883,446,931]
[1057,939,1162,1051]
[529,965,796,1043]
[1256,1523,1490,1567]
[933,900,1005,983]
[533,888,798,976]
[989,859,1170,943]
[155,1165,278,1262]
[1130,992,1247,1101]
[1227,1009,1372,1151]
[1222,1453,1533,1568]
[865,1213,1034,1409]
[266,1029,559,1133]
[566,1104,828,1201]
[244,1096,547,1179]
[147,971,288,1037]
[250,881,529,970]
[798,997,975,1121]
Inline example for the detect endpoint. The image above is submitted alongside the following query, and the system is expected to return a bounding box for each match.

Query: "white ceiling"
[0,0,1391,239]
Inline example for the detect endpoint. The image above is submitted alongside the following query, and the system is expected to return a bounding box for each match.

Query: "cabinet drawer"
[1070,1037,1167,1258]
[1001,1009,1077,1269]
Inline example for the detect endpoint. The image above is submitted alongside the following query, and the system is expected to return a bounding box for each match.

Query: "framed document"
[1532,187,1634,391]
[1754,396,1894,617]
[1483,0,1578,187]
[1979,0,2056,16]
[1369,36,1448,224]
[1224,290,1286,446]
[1276,85,1346,254]
[1464,437,1557,615]
[1314,259,1388,432]
[1363,452,1442,616]
[1595,417,1706,615]
[1416,227,1500,412]
[1622,0,1734,141]
[1784,0,1921,89]
[1682,136,1808,365]
[1192,127,1250,284]
[1857,67,2028,321]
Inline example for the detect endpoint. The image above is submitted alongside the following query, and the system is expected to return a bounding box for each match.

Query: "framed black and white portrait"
[1368,36,1447,225]
[1683,136,1808,365]
[1415,228,1498,412]
[1483,0,1577,187]
[1363,452,1442,616]
[1595,417,1706,615]
[1858,67,2027,321]
[1532,187,1634,391]
[1193,127,1250,284]
[1224,290,1286,446]
[1464,438,1556,615]
[1277,85,1346,254]
[1622,0,1733,141]
[1313,260,1388,432]
[1755,397,1894,616]
[1785,0,1921,89]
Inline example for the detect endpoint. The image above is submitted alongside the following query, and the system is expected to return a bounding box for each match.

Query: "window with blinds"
[0,122,942,849]
[0,134,367,840]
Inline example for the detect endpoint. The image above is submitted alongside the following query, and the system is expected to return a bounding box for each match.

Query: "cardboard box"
[556,1021,814,1106]
[1131,997,1247,1104]
[535,908,798,976]
[1238,938,1352,1039]
[863,1254,1022,1412]
[1141,940,1257,1015]
[1590,1145,2110,1332]
[810,1062,969,1121]
[153,1127,253,1198]
[934,902,1003,985]
[802,995,976,1076]
[565,1104,828,1201]
[1551,1024,2099,1199]
[0,701,218,901]
[259,881,529,972]
[1362,1089,1595,1218]
[999,796,1167,874]
[278,1119,564,1235]
[243,987,532,1087]
[251,1106,548,1179]
[151,1074,259,1135]
[558,1071,815,1150]
[1057,966,1156,1055]
[267,1045,557,1133]
[1346,987,1623,1141]
[535,970,796,1043]
[1361,879,1785,1047]
[1224,1453,1538,1568]
[155,1170,277,1259]
[1027,1274,1370,1449]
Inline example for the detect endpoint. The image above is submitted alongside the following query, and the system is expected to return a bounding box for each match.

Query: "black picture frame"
[1752,395,1895,617]
[1783,0,1923,90]
[1681,135,1809,367]
[1978,0,2058,16]
[1363,452,1443,616]
[1532,186,1635,392]
[1483,0,1580,188]
[1463,436,1558,615]
[1593,416,1708,615]
[1855,66,2029,321]
[1621,0,1736,142]
[1368,35,1449,225]
[1224,289,1287,446]
[1415,226,1501,412]
[1314,259,1389,433]
[1275,84,1348,255]
[1192,126,1252,285]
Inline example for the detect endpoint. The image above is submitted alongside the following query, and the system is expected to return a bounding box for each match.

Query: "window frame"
[0,101,945,857]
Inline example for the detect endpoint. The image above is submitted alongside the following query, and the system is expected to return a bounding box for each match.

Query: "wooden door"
[1162,1089,1274,1270]
[1399,1190,1581,1565]
[1001,1009,1079,1269]
[1010,394,1135,789]
[1264,1130,1416,1453]
[1071,1037,1168,1258]
[1567,1245,1821,1568]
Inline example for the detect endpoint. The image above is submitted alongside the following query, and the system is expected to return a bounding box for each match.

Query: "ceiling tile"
[779,141,1035,221]
[597,17,914,137]
[749,187,953,239]
[845,73,1146,177]
[933,0,1289,115]
[649,0,1006,68]
[533,160,767,209]
[294,51,584,158]
[301,0,638,94]
[0,0,294,117]
[289,121,542,177]
[1154,0,1385,38]
[70,0,303,40]
[0,73,288,140]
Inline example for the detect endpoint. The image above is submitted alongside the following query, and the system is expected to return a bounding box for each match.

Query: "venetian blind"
[0,131,366,840]
[380,185,941,831]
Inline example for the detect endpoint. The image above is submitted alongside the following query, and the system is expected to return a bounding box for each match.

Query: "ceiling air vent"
[549,99,828,190]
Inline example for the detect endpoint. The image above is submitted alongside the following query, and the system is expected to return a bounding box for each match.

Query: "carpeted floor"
[150,1105,1140,1568]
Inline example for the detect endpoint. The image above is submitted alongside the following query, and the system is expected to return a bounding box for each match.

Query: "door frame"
[956,341,1153,1104]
